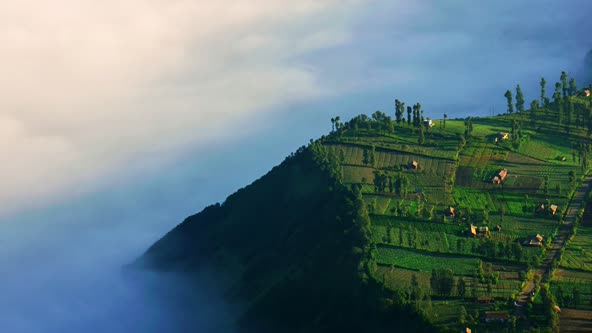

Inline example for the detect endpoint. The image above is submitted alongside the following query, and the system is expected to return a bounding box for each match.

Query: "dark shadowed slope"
[137,142,433,333]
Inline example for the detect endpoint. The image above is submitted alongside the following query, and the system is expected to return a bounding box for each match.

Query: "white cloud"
[0,0,363,216]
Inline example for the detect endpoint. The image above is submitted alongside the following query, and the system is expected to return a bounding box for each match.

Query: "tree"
[430,268,454,296]
[511,119,521,149]
[554,82,562,103]
[394,173,409,197]
[388,175,394,193]
[443,113,448,128]
[464,117,473,137]
[568,98,575,127]
[569,77,577,96]
[561,71,568,98]
[544,175,549,195]
[504,90,514,113]
[512,242,523,261]
[331,117,335,132]
[540,77,547,105]
[395,99,403,124]
[418,123,425,145]
[458,278,466,298]
[557,96,564,125]
[530,100,539,127]
[516,84,525,113]
[573,286,581,307]
[411,273,420,298]
[459,306,467,326]
[569,170,576,191]
[406,105,412,126]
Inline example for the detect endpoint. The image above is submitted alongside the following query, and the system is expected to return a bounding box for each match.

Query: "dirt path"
[515,174,592,325]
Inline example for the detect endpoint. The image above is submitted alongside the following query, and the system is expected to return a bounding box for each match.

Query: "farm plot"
[324,143,456,178]
[455,166,481,188]
[488,191,558,217]
[561,249,592,273]
[503,153,581,188]
[372,224,488,257]
[560,308,592,332]
[421,187,454,206]
[375,246,480,276]
[458,144,503,170]
[376,265,432,291]
[561,225,592,272]
[342,165,375,184]
[460,276,523,299]
[453,187,495,211]
[364,195,391,215]
[370,215,463,234]
[518,138,576,165]
[504,175,543,193]
[552,269,592,285]
[492,216,557,240]
[550,281,592,310]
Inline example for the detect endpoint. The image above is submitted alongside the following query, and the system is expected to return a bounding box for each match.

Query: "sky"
[0,1,591,332]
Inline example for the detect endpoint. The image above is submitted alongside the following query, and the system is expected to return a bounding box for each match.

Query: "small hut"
[445,207,455,217]
[410,161,418,169]
[492,169,508,184]
[528,234,544,247]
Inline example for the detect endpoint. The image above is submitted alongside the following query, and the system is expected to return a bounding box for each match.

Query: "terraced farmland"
[375,246,480,276]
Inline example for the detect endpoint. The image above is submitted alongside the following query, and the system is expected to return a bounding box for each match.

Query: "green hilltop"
[138,73,592,332]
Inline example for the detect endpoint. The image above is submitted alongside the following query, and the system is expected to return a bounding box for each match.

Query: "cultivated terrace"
[321,72,592,332]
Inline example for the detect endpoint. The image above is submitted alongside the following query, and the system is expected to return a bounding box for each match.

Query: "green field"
[376,246,480,275]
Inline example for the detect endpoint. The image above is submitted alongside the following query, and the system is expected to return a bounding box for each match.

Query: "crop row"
[375,246,480,276]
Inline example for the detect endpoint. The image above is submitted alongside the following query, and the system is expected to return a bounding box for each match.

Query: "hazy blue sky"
[0,1,591,332]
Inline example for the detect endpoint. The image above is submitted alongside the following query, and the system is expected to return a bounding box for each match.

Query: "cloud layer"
[0,0,363,216]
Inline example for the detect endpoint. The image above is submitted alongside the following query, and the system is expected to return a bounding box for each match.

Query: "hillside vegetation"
[138,143,433,332]
[139,72,592,332]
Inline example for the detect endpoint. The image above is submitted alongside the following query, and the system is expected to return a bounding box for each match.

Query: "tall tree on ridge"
[504,90,514,114]
[540,77,547,106]
[395,99,403,124]
[418,122,425,145]
[554,82,562,105]
[443,113,448,128]
[406,105,411,126]
[530,100,539,127]
[516,84,525,113]
[561,71,568,98]
[569,78,577,96]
